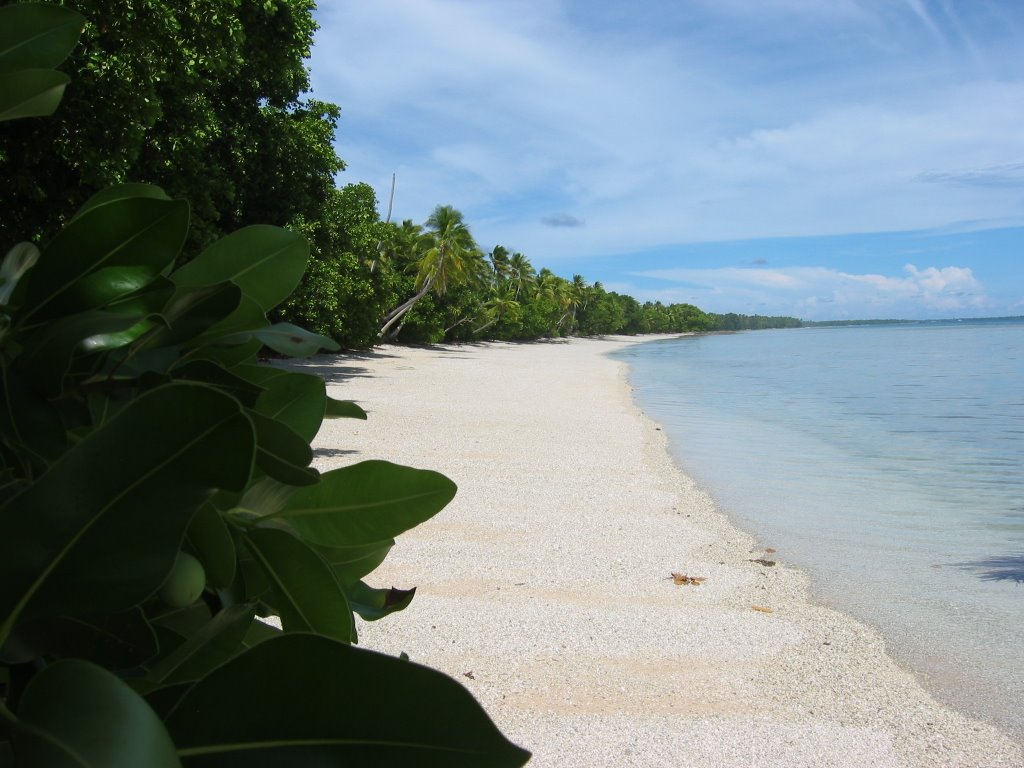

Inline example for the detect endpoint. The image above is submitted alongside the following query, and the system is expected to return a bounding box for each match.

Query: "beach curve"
[298,336,1022,768]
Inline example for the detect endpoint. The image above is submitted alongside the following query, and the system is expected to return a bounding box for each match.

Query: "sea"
[612,318,1024,738]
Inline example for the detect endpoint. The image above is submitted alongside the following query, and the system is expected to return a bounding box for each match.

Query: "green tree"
[380,205,484,340]
[279,183,401,348]
[0,0,342,252]
[506,252,536,300]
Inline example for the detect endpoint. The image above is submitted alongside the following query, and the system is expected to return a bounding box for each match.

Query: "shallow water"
[613,319,1024,737]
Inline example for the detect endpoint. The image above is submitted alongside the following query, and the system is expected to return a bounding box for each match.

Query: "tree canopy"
[0,0,341,251]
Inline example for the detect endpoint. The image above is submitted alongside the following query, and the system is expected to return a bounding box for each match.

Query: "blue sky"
[308,0,1024,320]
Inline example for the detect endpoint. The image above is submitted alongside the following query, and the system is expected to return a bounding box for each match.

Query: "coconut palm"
[473,285,521,335]
[489,245,511,282]
[507,252,536,300]
[380,205,483,339]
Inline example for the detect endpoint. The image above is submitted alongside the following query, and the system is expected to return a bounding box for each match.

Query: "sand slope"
[301,337,1021,768]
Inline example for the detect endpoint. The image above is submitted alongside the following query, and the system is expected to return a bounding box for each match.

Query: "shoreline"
[301,336,1021,767]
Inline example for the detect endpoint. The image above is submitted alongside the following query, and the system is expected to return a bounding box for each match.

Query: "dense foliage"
[0,5,529,765]
[0,0,342,253]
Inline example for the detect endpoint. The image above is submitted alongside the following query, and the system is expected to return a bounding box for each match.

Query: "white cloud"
[630,264,990,319]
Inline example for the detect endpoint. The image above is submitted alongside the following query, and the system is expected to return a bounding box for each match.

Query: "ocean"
[612,318,1024,738]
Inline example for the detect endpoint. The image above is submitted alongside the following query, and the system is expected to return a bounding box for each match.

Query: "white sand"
[302,336,1022,768]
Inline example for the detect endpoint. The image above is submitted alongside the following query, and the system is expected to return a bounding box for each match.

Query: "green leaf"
[185,503,237,589]
[146,603,254,685]
[241,528,352,642]
[248,409,318,486]
[170,225,309,313]
[71,183,173,220]
[186,294,268,349]
[178,338,262,370]
[253,369,326,442]
[325,396,367,420]
[23,196,189,324]
[16,310,152,397]
[346,581,416,622]
[13,660,181,768]
[269,461,456,548]
[165,634,531,767]
[0,364,66,464]
[4,608,158,669]
[141,282,242,351]
[232,476,295,518]
[213,322,339,358]
[0,383,255,637]
[172,360,264,408]
[0,68,69,121]
[65,264,163,312]
[0,4,85,72]
[315,539,394,585]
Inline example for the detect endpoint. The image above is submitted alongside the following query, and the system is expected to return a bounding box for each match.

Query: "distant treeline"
[801,318,914,327]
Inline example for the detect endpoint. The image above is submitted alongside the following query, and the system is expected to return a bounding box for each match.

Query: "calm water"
[613,319,1024,738]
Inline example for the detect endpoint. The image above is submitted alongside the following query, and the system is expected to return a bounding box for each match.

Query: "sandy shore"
[300,336,1022,768]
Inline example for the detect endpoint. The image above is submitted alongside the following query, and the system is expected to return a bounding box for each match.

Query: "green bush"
[0,5,529,765]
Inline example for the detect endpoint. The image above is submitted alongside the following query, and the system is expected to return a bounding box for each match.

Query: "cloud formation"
[310,1,1023,318]
[630,264,990,319]
[541,214,585,228]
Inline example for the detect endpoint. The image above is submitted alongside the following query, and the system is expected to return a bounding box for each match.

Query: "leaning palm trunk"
[379,272,435,338]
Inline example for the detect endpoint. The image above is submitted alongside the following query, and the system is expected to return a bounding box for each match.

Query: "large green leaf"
[172,360,264,408]
[185,294,268,349]
[268,461,456,548]
[255,323,340,356]
[141,282,242,351]
[16,310,151,397]
[185,503,237,589]
[165,634,531,767]
[0,364,66,463]
[178,338,262,370]
[0,383,255,636]
[3,608,158,670]
[145,603,254,685]
[248,409,318,486]
[325,396,368,420]
[241,528,352,643]
[315,539,395,585]
[0,68,69,121]
[346,581,416,622]
[170,225,308,313]
[253,369,326,442]
[22,196,189,325]
[71,183,173,220]
[214,322,339,358]
[13,660,181,768]
[0,4,84,72]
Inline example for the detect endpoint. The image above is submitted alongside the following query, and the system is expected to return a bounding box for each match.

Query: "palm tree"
[507,252,536,300]
[380,205,483,339]
[489,245,511,282]
[473,285,520,335]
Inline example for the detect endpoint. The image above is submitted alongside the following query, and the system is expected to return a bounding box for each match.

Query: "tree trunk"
[379,273,434,338]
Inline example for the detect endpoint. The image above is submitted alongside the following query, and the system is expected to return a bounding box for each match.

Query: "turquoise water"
[613,319,1024,738]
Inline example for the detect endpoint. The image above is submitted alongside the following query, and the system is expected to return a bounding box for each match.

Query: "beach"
[300,336,1022,768]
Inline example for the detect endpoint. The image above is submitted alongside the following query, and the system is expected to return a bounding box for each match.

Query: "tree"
[379,205,484,340]
[278,183,401,348]
[506,252,536,300]
[0,0,342,253]
[474,285,521,335]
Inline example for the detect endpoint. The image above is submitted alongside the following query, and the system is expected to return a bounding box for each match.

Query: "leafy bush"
[0,5,529,765]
